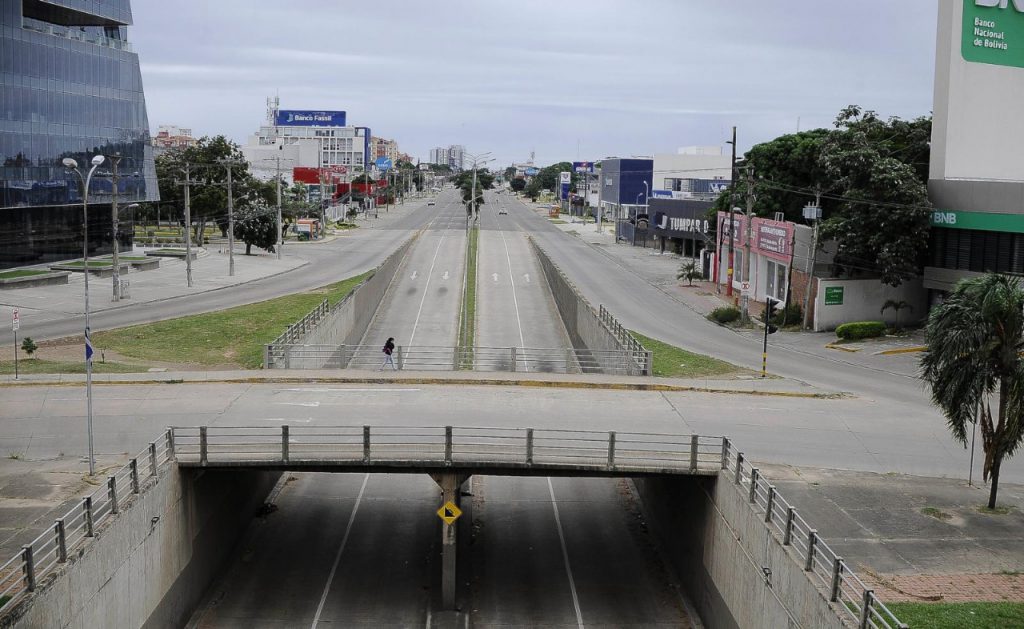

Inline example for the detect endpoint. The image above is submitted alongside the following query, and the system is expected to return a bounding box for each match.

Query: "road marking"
[498,228,528,370]
[443,271,450,280]
[524,273,531,283]
[547,478,584,629]
[257,417,314,423]
[408,226,453,349]
[276,401,320,407]
[492,273,499,283]
[275,388,421,393]
[411,271,419,281]
[311,473,370,628]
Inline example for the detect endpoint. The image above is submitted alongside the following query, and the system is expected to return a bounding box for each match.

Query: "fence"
[0,432,176,618]
[722,441,908,629]
[530,240,651,376]
[264,344,644,374]
[266,299,330,348]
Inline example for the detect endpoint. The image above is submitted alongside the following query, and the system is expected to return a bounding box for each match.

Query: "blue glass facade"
[0,0,157,268]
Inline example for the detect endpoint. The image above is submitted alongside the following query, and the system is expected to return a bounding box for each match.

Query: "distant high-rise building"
[153,125,197,152]
[0,0,159,269]
[370,137,400,164]
[429,145,465,170]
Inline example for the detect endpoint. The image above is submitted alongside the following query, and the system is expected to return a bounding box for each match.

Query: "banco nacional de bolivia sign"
[963,0,1024,68]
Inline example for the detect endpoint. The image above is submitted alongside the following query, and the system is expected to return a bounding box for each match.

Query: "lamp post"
[63,154,105,476]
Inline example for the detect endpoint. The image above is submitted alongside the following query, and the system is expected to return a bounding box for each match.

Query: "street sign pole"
[12,308,19,380]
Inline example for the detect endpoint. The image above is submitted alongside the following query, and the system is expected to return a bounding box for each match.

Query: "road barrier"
[529,239,651,376]
[264,343,643,374]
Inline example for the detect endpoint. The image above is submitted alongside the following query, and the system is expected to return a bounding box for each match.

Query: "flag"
[85,327,93,364]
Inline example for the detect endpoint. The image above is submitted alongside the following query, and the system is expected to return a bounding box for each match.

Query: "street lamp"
[62,154,105,476]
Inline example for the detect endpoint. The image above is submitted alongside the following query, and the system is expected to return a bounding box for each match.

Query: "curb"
[825,343,860,353]
[875,346,927,356]
[0,373,846,399]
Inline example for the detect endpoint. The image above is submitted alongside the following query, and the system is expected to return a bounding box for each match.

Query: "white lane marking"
[492,273,499,283]
[311,473,370,628]
[258,417,314,423]
[497,227,527,370]
[276,401,320,407]
[408,225,452,349]
[443,271,450,281]
[274,389,421,393]
[411,271,419,281]
[547,478,584,629]
[523,273,530,283]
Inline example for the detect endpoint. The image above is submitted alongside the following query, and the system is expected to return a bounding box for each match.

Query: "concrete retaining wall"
[268,234,417,368]
[530,240,645,375]
[634,475,848,629]
[9,468,279,629]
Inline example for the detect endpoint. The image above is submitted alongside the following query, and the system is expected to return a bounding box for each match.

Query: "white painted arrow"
[411,271,419,281]
[492,273,499,282]
[523,273,531,283]
[443,271,450,280]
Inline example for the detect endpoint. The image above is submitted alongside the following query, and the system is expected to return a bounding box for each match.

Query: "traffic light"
[765,298,780,335]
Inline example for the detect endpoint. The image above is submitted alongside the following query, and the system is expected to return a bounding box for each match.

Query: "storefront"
[715,212,796,304]
[649,198,712,257]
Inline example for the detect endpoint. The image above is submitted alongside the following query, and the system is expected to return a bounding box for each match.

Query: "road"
[189,472,694,628]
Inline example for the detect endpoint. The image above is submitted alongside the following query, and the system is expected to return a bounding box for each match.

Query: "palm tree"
[677,261,701,287]
[880,299,912,330]
[920,274,1024,509]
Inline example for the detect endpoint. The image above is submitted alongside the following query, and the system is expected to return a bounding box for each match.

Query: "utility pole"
[802,189,823,330]
[726,126,737,297]
[215,158,244,276]
[741,167,755,323]
[107,153,123,301]
[275,155,283,260]
[173,163,197,287]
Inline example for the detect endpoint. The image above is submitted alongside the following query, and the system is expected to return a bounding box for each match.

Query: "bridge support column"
[430,472,470,611]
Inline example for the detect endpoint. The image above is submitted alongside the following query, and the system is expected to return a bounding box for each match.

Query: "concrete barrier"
[7,468,279,629]
[633,475,848,629]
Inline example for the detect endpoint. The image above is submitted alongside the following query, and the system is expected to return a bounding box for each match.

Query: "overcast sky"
[132,1,938,167]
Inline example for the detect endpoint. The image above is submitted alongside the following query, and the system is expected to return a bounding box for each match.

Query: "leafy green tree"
[510,178,527,193]
[921,274,1024,509]
[451,169,494,212]
[819,107,932,286]
[20,337,37,357]
[233,203,277,255]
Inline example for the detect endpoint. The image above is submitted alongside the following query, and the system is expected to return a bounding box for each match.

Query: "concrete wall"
[634,475,848,629]
[9,468,279,629]
[270,234,417,368]
[813,277,927,332]
[530,240,642,374]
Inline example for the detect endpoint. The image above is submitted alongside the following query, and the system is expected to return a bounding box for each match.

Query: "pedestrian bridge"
[170,425,726,477]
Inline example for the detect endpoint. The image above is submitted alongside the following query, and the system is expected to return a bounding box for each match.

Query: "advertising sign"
[755,219,793,261]
[572,161,595,174]
[275,110,347,127]
[524,167,540,176]
[825,286,845,306]
[375,157,393,171]
[962,0,1024,68]
[559,172,571,184]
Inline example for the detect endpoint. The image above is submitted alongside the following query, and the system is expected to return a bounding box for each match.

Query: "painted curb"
[875,346,927,356]
[825,343,860,353]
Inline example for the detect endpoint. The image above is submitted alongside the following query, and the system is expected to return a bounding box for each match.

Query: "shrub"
[760,303,802,327]
[20,337,37,357]
[835,321,887,340]
[709,306,741,325]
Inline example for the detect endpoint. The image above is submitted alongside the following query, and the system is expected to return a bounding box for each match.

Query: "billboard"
[962,0,1024,68]
[572,161,595,174]
[275,110,347,127]
[524,167,540,176]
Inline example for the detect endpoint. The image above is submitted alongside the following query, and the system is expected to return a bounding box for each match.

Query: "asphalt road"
[188,472,695,628]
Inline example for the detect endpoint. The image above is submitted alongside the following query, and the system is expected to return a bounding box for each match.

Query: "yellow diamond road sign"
[437,501,462,525]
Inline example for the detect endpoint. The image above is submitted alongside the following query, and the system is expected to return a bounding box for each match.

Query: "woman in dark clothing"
[380,337,397,370]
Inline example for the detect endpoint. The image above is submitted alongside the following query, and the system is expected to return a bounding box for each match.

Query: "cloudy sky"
[132,1,938,167]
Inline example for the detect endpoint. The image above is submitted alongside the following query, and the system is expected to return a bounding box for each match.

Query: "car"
[498,208,508,215]
[427,201,435,206]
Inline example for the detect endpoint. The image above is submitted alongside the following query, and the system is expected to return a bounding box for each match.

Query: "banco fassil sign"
[963,0,1024,68]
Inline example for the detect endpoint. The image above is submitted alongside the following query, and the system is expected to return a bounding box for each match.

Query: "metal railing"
[264,344,647,375]
[0,432,176,617]
[721,440,908,629]
[267,299,330,348]
[170,425,726,475]
[598,304,652,374]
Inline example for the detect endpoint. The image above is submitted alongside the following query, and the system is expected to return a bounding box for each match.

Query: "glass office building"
[0,0,158,269]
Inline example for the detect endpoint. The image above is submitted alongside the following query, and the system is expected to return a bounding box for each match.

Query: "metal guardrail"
[171,426,726,475]
[267,299,330,348]
[0,432,175,618]
[264,344,646,375]
[598,304,652,373]
[722,441,908,629]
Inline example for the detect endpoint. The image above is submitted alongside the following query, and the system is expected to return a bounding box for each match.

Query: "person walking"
[380,337,397,370]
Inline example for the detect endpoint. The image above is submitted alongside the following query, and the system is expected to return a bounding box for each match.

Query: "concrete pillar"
[430,472,470,610]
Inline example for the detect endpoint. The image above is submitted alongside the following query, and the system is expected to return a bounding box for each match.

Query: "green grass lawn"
[629,331,741,378]
[0,269,49,279]
[459,226,478,369]
[59,260,114,268]
[91,272,370,369]
[887,602,1024,628]
[0,359,143,375]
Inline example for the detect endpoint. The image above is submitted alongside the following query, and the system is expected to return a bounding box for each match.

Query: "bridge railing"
[264,344,650,375]
[721,439,908,629]
[168,425,726,474]
[0,431,176,618]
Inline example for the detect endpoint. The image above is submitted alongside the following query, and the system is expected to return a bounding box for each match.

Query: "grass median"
[629,331,742,378]
[459,226,478,369]
[90,272,370,369]
[886,602,1024,628]
[0,358,141,375]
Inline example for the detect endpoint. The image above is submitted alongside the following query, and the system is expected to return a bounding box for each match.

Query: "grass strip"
[92,272,370,369]
[0,359,143,375]
[886,602,1024,628]
[629,331,742,378]
[0,270,49,279]
[59,260,114,268]
[459,226,478,369]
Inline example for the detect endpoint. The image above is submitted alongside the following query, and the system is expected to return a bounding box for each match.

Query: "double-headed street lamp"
[62,154,105,476]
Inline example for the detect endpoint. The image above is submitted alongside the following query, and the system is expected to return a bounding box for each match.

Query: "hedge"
[835,321,887,340]
[708,306,741,325]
